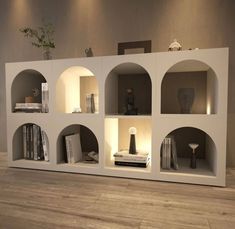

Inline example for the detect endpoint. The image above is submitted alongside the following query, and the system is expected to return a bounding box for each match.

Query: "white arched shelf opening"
[12,123,49,162]
[57,124,99,166]
[11,69,47,113]
[56,66,99,114]
[161,60,218,114]
[160,127,217,176]
[105,62,152,116]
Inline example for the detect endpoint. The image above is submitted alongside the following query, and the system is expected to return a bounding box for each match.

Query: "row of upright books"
[14,82,49,113]
[161,136,178,170]
[22,124,49,161]
[64,133,99,164]
[113,150,150,168]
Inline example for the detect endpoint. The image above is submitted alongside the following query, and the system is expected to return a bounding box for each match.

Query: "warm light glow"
[129,127,137,135]
[57,66,94,113]
[207,102,211,115]
[138,139,151,154]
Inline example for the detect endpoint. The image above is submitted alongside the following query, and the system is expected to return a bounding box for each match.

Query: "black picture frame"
[118,40,151,55]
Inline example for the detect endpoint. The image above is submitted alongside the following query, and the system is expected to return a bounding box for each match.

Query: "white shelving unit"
[6,48,228,186]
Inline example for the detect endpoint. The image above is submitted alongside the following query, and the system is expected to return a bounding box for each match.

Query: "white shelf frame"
[6,48,228,186]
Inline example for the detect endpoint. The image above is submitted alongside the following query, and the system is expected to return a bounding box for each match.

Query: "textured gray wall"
[0,0,235,166]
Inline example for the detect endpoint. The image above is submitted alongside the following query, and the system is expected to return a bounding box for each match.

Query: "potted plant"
[20,21,55,60]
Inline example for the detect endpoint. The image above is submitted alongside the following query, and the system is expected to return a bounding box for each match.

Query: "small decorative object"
[19,20,55,60]
[118,40,151,55]
[129,127,137,154]
[124,88,138,115]
[25,96,34,103]
[86,93,95,113]
[168,39,182,51]
[189,143,199,169]
[72,107,82,113]
[85,47,93,57]
[177,88,195,114]
[25,87,40,103]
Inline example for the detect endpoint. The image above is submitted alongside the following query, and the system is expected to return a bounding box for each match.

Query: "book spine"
[29,125,34,159]
[114,157,149,163]
[23,125,27,159]
[65,136,72,163]
[113,155,148,161]
[115,161,148,168]
[33,124,38,160]
[41,130,49,161]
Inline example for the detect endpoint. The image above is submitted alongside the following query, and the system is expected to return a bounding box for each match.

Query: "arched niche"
[161,60,218,114]
[160,127,217,175]
[11,69,47,112]
[57,124,99,164]
[105,62,152,115]
[12,123,49,161]
[56,66,99,114]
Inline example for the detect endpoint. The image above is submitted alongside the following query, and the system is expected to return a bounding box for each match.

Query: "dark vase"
[190,153,197,169]
[177,88,195,114]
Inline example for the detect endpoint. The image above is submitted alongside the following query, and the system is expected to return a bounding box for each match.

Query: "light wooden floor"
[0,152,234,229]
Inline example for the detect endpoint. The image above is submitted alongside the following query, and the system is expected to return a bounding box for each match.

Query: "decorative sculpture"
[124,88,138,115]
[177,88,195,114]
[188,143,199,169]
[168,39,182,51]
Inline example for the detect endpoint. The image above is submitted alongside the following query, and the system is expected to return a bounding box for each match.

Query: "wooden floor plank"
[0,152,234,229]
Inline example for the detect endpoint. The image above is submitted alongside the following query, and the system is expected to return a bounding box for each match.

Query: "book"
[161,136,178,170]
[41,83,49,113]
[161,138,171,169]
[114,150,149,161]
[23,125,27,159]
[170,135,179,170]
[114,157,150,164]
[33,124,39,160]
[115,161,149,168]
[65,133,82,163]
[41,129,49,161]
[15,103,42,108]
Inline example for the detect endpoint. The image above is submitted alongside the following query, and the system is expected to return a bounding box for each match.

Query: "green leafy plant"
[20,21,55,50]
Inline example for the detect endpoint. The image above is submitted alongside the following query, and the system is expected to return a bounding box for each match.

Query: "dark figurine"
[85,47,93,57]
[124,88,138,115]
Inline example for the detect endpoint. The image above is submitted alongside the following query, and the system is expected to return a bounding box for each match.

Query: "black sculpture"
[124,88,138,115]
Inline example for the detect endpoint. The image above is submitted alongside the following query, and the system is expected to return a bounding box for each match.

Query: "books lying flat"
[114,151,149,161]
[15,103,42,113]
[15,103,42,108]
[115,161,149,168]
[114,150,150,168]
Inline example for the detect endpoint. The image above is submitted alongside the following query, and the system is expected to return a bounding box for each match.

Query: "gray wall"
[0,0,235,166]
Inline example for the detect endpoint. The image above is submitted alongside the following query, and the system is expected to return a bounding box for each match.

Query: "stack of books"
[161,136,178,170]
[15,103,42,113]
[113,150,150,168]
[23,124,49,161]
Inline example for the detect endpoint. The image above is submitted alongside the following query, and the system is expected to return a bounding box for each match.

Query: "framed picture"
[118,40,151,55]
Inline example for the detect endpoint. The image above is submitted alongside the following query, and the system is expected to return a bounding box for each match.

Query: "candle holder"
[129,127,137,154]
[188,143,199,169]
